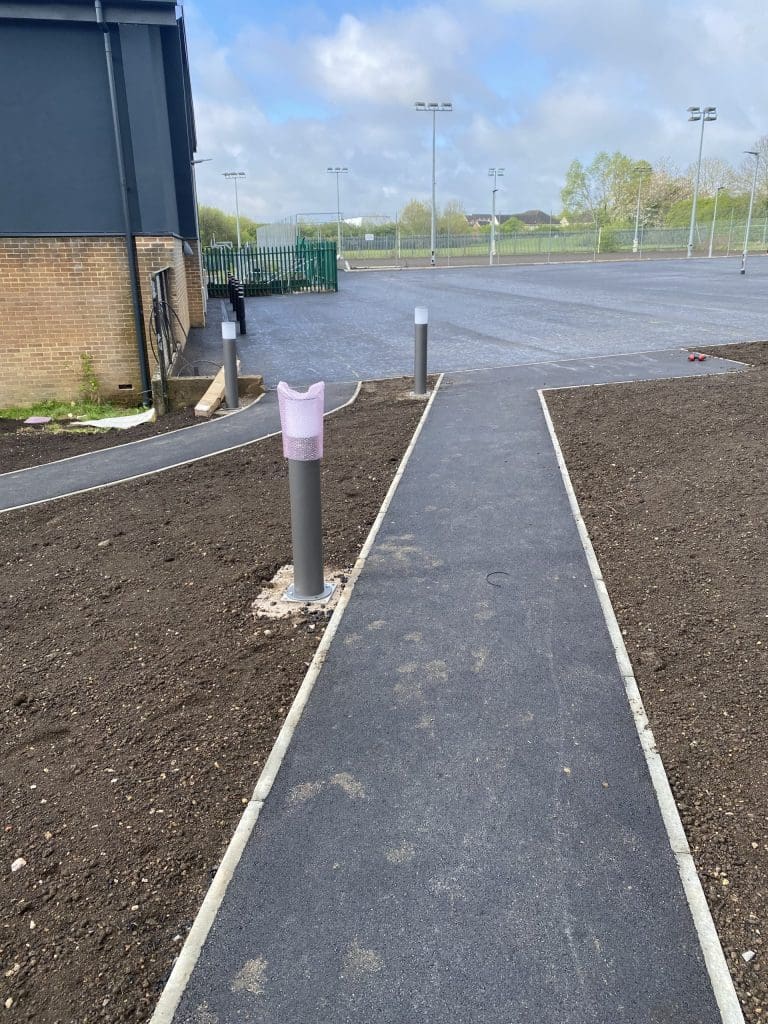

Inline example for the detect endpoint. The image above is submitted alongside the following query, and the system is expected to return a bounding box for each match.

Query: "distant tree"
[398,199,432,235]
[499,216,528,233]
[561,155,610,225]
[736,136,768,215]
[198,205,262,247]
[642,159,691,225]
[561,152,653,227]
[665,191,749,228]
[438,199,469,235]
[684,156,739,197]
[198,206,233,246]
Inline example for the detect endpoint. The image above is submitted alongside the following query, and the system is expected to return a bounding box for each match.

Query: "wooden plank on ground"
[194,360,240,418]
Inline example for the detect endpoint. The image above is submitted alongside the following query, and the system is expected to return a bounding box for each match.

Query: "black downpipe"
[95,0,152,405]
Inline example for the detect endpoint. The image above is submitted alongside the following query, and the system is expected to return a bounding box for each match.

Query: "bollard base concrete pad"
[251,565,345,619]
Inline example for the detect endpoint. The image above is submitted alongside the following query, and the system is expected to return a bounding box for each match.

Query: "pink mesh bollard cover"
[276,381,325,460]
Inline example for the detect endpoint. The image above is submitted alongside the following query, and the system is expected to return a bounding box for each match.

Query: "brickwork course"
[0,235,205,408]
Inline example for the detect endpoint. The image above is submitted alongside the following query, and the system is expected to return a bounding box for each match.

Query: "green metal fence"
[203,240,338,297]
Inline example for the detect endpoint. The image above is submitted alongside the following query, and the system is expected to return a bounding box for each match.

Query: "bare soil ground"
[0,379,427,1023]
[5,343,768,1022]
[547,339,768,1023]
[0,409,198,475]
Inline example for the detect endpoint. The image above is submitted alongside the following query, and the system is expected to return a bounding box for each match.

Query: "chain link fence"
[334,220,768,265]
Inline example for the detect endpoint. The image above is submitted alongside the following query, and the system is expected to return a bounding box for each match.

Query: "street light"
[741,151,759,275]
[488,168,504,265]
[327,167,349,257]
[708,185,725,258]
[222,171,246,248]
[686,106,717,258]
[632,179,642,254]
[414,101,453,266]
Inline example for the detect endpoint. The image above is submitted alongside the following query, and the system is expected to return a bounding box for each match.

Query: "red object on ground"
[698,353,707,361]
[688,353,697,361]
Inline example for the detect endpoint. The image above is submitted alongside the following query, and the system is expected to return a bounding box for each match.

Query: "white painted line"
[538,389,744,1024]
[149,374,445,1024]
[0,384,362,515]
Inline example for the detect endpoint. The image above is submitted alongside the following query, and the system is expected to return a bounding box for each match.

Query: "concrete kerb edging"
[538,389,745,1024]
[148,373,445,1024]
[0,384,362,515]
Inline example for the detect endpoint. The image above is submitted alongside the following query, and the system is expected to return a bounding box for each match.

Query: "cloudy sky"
[182,0,767,224]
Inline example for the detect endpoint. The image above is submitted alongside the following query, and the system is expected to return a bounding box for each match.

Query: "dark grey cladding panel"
[0,21,124,233]
[0,16,197,238]
[119,21,179,234]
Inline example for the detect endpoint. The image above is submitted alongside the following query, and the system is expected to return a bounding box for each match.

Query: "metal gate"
[203,240,338,297]
[150,268,179,404]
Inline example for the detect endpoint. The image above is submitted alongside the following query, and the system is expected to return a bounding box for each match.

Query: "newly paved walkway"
[170,350,742,1024]
[0,382,357,512]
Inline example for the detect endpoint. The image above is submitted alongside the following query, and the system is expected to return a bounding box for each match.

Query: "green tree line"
[197,205,264,247]
[561,137,768,229]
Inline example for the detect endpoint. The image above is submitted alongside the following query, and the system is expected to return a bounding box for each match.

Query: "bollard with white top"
[221,320,239,410]
[277,381,335,602]
[414,306,429,396]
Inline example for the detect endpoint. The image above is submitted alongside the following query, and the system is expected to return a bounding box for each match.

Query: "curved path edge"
[0,381,360,513]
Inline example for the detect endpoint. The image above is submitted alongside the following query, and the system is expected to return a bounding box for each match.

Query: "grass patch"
[0,399,139,421]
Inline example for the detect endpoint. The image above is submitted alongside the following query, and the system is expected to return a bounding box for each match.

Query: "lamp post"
[327,166,349,257]
[632,180,642,254]
[488,168,504,265]
[414,101,453,266]
[222,171,246,248]
[686,106,717,258]
[708,185,725,258]
[741,151,760,275]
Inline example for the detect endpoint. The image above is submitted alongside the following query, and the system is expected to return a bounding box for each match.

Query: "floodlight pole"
[708,185,724,258]
[415,101,453,266]
[223,171,246,248]
[686,106,717,258]
[741,151,759,275]
[632,181,642,254]
[327,167,349,257]
[489,168,504,265]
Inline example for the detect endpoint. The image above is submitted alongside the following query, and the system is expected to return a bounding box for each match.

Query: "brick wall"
[0,236,141,407]
[0,233,203,408]
[184,239,206,328]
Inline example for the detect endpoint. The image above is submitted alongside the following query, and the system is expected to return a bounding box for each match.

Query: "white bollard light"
[221,320,238,409]
[414,307,429,395]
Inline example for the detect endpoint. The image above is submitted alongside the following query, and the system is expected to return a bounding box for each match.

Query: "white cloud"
[309,8,466,104]
[184,0,768,222]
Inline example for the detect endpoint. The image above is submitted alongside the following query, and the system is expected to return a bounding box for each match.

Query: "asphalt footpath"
[0,382,357,512]
[169,350,743,1024]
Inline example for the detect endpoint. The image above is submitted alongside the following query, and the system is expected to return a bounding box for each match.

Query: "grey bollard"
[277,381,335,603]
[287,459,326,599]
[221,320,239,410]
[414,306,428,395]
